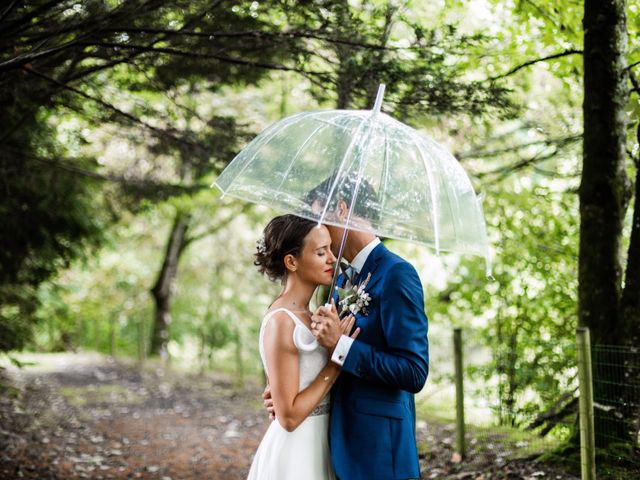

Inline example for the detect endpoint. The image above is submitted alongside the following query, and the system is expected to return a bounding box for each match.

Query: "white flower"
[337,272,372,317]
[256,236,267,254]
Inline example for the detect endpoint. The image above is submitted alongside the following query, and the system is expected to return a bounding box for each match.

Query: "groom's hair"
[304,173,380,223]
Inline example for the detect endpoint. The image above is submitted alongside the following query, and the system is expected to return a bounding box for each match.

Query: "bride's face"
[293,225,337,286]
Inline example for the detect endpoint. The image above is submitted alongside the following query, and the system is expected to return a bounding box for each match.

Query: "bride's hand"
[326,301,360,339]
[311,300,360,350]
[262,384,275,421]
[317,299,341,322]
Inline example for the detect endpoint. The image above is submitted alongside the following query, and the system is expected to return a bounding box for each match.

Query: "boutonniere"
[336,272,372,318]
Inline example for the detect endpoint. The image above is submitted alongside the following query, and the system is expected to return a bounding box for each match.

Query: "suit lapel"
[356,242,386,284]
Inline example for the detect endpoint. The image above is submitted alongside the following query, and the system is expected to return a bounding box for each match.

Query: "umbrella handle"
[325,227,350,305]
[322,84,385,306]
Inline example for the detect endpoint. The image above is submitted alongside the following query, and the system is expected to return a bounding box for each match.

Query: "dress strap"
[267,308,307,329]
[264,308,319,352]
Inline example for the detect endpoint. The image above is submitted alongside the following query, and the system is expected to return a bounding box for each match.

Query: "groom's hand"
[312,301,359,352]
[262,385,275,421]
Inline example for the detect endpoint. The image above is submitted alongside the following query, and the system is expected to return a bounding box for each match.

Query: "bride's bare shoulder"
[263,309,296,335]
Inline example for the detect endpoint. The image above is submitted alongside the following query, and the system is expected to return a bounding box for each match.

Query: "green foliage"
[431,185,579,425]
[0,286,38,352]
[1,0,637,472]
[0,110,107,351]
[0,0,295,353]
[278,0,515,117]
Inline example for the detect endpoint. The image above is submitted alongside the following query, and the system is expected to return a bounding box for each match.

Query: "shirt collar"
[349,237,381,273]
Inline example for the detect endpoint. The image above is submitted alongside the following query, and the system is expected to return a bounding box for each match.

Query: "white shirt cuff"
[331,335,355,366]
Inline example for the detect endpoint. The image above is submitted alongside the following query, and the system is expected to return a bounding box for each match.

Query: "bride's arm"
[263,312,341,432]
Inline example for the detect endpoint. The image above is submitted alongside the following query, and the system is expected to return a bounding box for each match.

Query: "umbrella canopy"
[214,85,491,274]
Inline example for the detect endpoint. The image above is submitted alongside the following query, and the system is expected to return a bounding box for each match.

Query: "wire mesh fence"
[589,342,640,478]
[418,328,640,479]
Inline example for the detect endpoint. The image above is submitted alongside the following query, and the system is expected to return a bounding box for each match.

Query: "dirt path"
[0,354,578,479]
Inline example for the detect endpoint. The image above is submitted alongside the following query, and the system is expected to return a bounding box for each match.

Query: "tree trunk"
[580,0,629,448]
[621,125,640,344]
[149,211,191,358]
[620,126,640,445]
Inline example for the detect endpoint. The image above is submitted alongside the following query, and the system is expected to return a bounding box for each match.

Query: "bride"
[248,214,359,480]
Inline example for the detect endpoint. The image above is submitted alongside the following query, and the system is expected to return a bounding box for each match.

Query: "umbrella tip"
[211,181,226,199]
[373,84,386,114]
[485,251,493,280]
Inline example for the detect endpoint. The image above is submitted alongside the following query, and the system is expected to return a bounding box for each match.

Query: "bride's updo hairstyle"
[255,214,317,282]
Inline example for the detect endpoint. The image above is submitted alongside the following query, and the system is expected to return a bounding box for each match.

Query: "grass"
[470,422,570,458]
[415,396,457,424]
[1,351,106,372]
[417,396,574,461]
[58,384,144,407]
[537,442,640,479]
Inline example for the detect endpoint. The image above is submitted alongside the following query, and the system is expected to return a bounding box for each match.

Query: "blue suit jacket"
[330,243,430,480]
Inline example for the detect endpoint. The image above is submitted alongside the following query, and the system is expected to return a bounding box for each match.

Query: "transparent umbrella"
[214,85,491,281]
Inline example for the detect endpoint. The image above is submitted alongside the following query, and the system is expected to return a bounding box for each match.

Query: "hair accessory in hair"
[256,235,267,254]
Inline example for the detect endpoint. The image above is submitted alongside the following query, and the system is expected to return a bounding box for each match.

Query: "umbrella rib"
[275,121,333,193]
[312,112,367,129]
[338,113,380,235]
[317,116,371,225]
[431,138,470,253]
[412,133,441,254]
[324,116,379,303]
[214,112,307,195]
[378,126,391,226]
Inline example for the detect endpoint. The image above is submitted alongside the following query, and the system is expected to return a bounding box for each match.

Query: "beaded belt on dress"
[309,403,330,417]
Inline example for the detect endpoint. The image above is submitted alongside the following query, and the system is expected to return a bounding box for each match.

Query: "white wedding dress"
[247,308,336,480]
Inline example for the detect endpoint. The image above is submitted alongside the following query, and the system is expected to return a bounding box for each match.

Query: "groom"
[265,176,430,479]
[311,176,429,480]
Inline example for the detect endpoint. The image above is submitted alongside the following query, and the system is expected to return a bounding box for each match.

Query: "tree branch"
[129,63,205,122]
[0,0,68,37]
[532,165,580,179]
[489,49,582,80]
[475,147,561,180]
[0,0,216,73]
[97,27,430,52]
[630,70,640,97]
[23,66,203,151]
[0,37,89,72]
[0,0,21,24]
[75,41,334,76]
[525,393,578,437]
[62,4,216,85]
[522,0,559,28]
[6,147,210,195]
[458,133,582,160]
[183,204,254,246]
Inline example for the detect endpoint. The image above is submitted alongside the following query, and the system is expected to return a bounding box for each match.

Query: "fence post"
[576,327,596,480]
[453,327,466,459]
